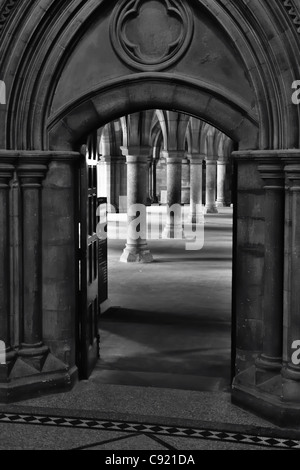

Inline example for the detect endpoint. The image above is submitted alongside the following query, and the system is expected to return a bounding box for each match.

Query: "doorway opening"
[78,109,236,394]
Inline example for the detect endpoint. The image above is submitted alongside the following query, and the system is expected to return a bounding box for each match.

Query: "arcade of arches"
[0,0,300,427]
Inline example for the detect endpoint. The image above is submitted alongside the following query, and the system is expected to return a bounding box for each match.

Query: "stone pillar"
[99,155,113,209]
[151,160,158,204]
[152,145,160,204]
[281,159,300,400]
[188,154,203,224]
[99,155,127,213]
[146,156,152,206]
[120,147,153,263]
[205,159,218,214]
[0,151,76,402]
[162,151,183,239]
[0,164,14,358]
[216,159,227,207]
[255,158,285,382]
[17,161,49,367]
[181,158,190,205]
[115,156,127,213]
[42,155,79,371]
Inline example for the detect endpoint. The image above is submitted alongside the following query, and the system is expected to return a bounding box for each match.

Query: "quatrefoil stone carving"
[110,0,194,71]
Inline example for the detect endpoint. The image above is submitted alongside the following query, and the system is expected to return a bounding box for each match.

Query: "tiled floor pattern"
[0,411,298,450]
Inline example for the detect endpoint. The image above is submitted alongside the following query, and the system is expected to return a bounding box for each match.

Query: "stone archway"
[0,0,300,425]
[47,75,258,151]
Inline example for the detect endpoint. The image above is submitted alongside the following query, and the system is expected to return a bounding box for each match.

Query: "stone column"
[281,158,300,400]
[216,159,227,207]
[188,154,203,224]
[181,158,190,205]
[152,145,160,204]
[151,160,158,204]
[255,158,285,382]
[146,156,152,206]
[0,163,14,358]
[205,158,218,214]
[99,155,113,209]
[17,161,49,367]
[120,147,153,263]
[162,151,183,239]
[114,156,127,213]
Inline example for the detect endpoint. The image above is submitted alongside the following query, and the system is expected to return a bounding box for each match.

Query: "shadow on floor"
[98,307,232,393]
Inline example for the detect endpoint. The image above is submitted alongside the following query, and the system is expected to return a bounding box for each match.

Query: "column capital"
[281,153,300,188]
[205,158,218,165]
[121,145,151,159]
[284,165,300,191]
[217,157,228,164]
[187,153,204,164]
[0,150,80,162]
[0,163,14,188]
[101,155,126,164]
[124,155,149,165]
[161,150,183,163]
[205,154,218,163]
[17,162,48,188]
[100,155,113,163]
[254,156,285,189]
[233,149,300,160]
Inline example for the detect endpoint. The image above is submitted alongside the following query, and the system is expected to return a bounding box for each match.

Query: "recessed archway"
[92,108,236,393]
[47,75,258,152]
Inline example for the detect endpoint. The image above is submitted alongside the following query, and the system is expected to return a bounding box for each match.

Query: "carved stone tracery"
[110,0,194,71]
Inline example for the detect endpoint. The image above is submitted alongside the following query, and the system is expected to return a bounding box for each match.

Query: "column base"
[120,246,154,264]
[0,350,18,380]
[162,225,184,239]
[0,366,78,403]
[0,346,78,403]
[204,205,218,214]
[281,365,300,403]
[232,365,300,427]
[216,200,226,207]
[255,354,282,384]
[18,343,50,372]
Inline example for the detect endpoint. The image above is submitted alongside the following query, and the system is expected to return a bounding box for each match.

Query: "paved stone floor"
[1,383,299,450]
[100,206,233,392]
[1,207,299,450]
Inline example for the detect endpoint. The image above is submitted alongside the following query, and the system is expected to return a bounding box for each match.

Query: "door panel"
[78,132,100,379]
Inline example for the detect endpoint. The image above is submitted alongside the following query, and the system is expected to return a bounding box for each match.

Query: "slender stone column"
[255,158,285,382]
[148,160,153,203]
[17,161,49,364]
[120,147,153,263]
[205,159,218,214]
[0,164,14,356]
[100,155,127,213]
[188,154,203,223]
[281,159,300,399]
[114,156,127,213]
[99,155,113,209]
[150,160,159,203]
[146,156,152,206]
[152,145,160,204]
[154,162,159,203]
[216,159,227,207]
[181,158,190,205]
[162,151,184,239]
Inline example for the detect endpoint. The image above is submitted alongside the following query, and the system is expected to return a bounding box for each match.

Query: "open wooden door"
[78,132,101,379]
